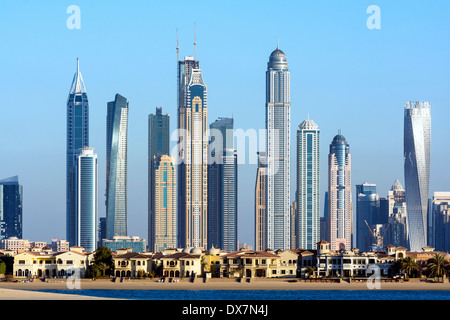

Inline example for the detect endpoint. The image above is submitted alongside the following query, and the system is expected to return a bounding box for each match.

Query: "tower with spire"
[66,58,89,247]
[176,27,209,249]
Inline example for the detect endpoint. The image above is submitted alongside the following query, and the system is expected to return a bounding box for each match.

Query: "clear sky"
[1,1,449,247]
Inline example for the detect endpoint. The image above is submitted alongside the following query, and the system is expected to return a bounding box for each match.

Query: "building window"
[19,260,25,264]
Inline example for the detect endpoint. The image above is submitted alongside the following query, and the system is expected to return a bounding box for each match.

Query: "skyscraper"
[151,155,177,252]
[432,192,450,252]
[255,152,267,251]
[265,47,291,251]
[296,119,320,250]
[0,176,23,240]
[208,117,237,252]
[328,133,352,251]
[106,94,129,239]
[386,179,408,248]
[404,101,431,251]
[355,183,380,252]
[75,147,98,252]
[66,58,89,246]
[177,54,208,249]
[148,107,171,249]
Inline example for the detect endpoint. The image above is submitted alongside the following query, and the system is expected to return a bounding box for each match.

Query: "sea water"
[34,289,450,300]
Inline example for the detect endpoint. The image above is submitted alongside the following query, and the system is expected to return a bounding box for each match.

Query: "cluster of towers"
[66,59,129,252]
[64,43,433,254]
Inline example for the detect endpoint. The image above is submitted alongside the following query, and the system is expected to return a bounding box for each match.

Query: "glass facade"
[404,101,431,251]
[151,155,177,252]
[177,55,208,249]
[266,48,291,250]
[75,147,98,252]
[355,183,380,252]
[208,118,237,252]
[66,59,89,246]
[296,119,320,250]
[328,134,352,251]
[0,176,23,240]
[106,94,129,239]
[148,107,170,250]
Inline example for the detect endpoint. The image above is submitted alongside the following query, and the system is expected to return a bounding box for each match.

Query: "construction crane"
[364,219,392,252]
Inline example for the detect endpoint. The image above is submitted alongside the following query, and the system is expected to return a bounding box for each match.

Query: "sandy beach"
[1,277,450,299]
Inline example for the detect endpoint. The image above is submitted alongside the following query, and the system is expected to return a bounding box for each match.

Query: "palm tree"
[428,253,448,283]
[97,262,109,277]
[305,266,316,279]
[401,256,419,280]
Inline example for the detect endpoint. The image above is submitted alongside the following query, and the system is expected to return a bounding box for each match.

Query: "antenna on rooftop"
[176,28,179,62]
[194,22,197,60]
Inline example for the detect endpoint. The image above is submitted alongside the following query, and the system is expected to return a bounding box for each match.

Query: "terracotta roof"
[115,252,149,259]
[317,240,330,245]
[220,250,280,259]
[160,252,200,260]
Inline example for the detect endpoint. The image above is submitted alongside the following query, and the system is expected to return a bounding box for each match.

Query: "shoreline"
[1,277,450,295]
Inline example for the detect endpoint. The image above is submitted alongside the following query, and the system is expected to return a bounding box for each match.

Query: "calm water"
[36,289,450,300]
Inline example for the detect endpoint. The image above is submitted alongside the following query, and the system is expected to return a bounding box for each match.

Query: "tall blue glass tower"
[106,94,129,239]
[0,176,23,240]
[75,147,98,252]
[208,117,237,252]
[296,119,320,250]
[66,58,89,246]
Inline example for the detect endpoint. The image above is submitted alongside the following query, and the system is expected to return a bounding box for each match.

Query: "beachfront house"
[113,251,152,278]
[218,249,281,278]
[159,250,203,278]
[13,247,91,279]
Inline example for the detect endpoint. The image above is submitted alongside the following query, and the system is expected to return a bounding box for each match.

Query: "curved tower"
[266,47,291,250]
[106,93,129,239]
[404,101,431,251]
[328,133,352,251]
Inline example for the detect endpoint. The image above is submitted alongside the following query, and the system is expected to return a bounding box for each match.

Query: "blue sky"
[0,1,449,247]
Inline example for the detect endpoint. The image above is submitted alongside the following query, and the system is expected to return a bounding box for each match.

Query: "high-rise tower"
[75,147,98,252]
[148,107,171,250]
[151,155,177,252]
[66,58,89,246]
[106,94,129,239]
[208,117,237,252]
[266,47,291,250]
[404,101,431,252]
[177,52,208,249]
[0,176,23,240]
[255,152,267,251]
[328,133,352,251]
[296,119,320,250]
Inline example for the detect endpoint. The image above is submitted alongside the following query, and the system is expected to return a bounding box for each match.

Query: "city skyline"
[1,2,449,248]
